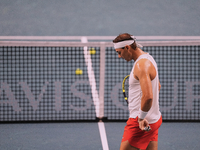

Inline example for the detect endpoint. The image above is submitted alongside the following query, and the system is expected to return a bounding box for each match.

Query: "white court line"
[81,37,109,150]
[98,122,109,150]
[81,36,100,117]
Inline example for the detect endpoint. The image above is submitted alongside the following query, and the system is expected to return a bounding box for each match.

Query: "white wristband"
[139,109,148,119]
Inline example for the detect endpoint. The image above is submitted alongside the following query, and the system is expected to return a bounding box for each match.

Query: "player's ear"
[125,45,129,50]
[125,45,131,51]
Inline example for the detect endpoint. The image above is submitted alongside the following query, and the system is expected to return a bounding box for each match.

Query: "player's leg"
[146,116,162,150]
[146,141,158,150]
[120,140,140,150]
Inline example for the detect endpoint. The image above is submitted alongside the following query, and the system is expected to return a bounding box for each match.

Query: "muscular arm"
[134,59,154,112]
[139,72,153,112]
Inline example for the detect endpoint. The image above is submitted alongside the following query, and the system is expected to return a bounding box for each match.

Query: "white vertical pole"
[99,42,106,118]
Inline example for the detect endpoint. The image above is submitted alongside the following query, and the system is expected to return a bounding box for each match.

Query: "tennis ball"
[89,48,96,55]
[75,68,83,75]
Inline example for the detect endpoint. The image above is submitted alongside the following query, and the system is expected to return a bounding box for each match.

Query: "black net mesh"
[0,45,200,121]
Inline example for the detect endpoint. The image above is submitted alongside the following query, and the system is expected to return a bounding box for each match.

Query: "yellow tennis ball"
[75,68,83,75]
[79,69,83,75]
[89,48,96,55]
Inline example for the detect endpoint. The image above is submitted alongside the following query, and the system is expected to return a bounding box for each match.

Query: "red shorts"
[121,116,162,150]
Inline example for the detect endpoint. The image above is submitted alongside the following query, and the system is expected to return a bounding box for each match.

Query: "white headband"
[113,36,143,49]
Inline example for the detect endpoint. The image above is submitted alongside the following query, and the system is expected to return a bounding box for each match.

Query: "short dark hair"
[113,33,137,50]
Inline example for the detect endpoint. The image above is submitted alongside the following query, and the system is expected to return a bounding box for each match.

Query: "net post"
[99,42,106,119]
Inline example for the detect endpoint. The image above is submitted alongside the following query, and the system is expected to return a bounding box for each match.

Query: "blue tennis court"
[0,122,200,150]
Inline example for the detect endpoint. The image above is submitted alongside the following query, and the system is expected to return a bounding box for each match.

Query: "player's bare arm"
[134,59,157,131]
[134,59,156,112]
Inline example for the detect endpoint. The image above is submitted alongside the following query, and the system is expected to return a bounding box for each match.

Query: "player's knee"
[120,140,139,150]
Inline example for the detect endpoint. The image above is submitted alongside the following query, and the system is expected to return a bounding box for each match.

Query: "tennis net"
[0,36,200,122]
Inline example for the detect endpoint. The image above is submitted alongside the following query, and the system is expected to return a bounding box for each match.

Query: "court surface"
[0,122,199,150]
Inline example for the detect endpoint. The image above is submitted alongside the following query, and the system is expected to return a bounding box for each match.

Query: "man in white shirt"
[113,33,162,150]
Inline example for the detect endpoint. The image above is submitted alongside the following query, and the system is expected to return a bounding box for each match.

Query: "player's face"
[115,48,132,62]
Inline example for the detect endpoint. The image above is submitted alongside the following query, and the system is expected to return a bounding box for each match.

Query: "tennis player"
[113,33,162,150]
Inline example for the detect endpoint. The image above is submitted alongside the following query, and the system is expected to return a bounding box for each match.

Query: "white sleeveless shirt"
[129,53,161,124]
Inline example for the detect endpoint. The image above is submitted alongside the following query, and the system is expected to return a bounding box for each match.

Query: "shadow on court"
[0,122,200,150]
